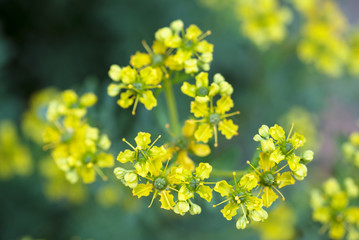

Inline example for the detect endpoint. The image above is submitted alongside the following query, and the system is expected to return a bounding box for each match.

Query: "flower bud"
[214,73,225,84]
[253,134,263,142]
[108,64,122,81]
[301,150,314,164]
[293,163,307,181]
[260,139,276,153]
[250,209,268,222]
[114,167,126,179]
[189,202,202,215]
[124,172,138,188]
[155,27,172,41]
[236,215,248,229]
[174,201,190,216]
[323,178,340,196]
[219,82,233,96]
[80,93,97,107]
[170,20,184,33]
[258,125,270,138]
[345,178,358,198]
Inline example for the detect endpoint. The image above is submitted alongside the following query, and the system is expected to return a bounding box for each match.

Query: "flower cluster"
[293,0,349,77]
[22,88,60,144]
[43,90,114,184]
[181,72,239,146]
[0,120,33,179]
[114,132,213,215]
[212,124,313,229]
[107,20,213,114]
[311,178,359,239]
[114,124,312,230]
[235,0,292,49]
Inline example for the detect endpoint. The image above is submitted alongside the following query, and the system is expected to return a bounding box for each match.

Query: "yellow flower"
[189,88,240,146]
[117,132,167,177]
[107,65,162,114]
[235,0,292,49]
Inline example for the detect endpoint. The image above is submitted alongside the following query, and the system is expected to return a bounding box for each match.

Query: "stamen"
[198,30,212,41]
[273,186,285,201]
[274,163,288,174]
[286,122,294,141]
[220,111,241,119]
[246,161,261,175]
[148,190,158,208]
[212,198,231,208]
[142,40,153,55]
[214,125,218,147]
[122,138,137,151]
[257,186,263,197]
[132,95,139,115]
[149,135,162,149]
[94,165,108,181]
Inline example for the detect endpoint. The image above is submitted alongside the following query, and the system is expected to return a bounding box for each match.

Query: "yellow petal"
[189,142,211,157]
[140,90,157,110]
[196,185,213,202]
[190,101,209,118]
[194,123,213,143]
[218,119,238,139]
[277,172,295,188]
[214,180,233,197]
[181,82,196,98]
[262,186,278,208]
[220,201,239,220]
[159,190,175,210]
[133,182,153,198]
[215,96,233,114]
[135,132,151,149]
[195,162,212,180]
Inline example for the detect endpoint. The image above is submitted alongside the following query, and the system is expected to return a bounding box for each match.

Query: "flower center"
[137,150,148,162]
[189,178,200,191]
[154,177,168,191]
[83,153,93,164]
[185,40,194,49]
[61,130,73,142]
[132,82,143,91]
[196,86,208,97]
[262,172,275,186]
[281,142,293,154]
[175,136,189,150]
[152,54,163,65]
[209,113,221,125]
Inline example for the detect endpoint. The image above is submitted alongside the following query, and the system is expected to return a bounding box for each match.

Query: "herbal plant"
[39,20,314,230]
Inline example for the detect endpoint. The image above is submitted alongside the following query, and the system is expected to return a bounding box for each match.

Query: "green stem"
[163,77,181,136]
[211,169,246,178]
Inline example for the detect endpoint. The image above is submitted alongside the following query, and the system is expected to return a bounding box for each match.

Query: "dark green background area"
[0,0,359,239]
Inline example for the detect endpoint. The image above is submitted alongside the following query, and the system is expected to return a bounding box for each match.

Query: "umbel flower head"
[311,177,359,239]
[182,72,239,146]
[108,65,163,115]
[43,90,114,184]
[107,20,214,114]
[213,172,269,229]
[251,124,313,207]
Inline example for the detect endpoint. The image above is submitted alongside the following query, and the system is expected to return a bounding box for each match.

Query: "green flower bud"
[258,125,270,138]
[174,201,190,216]
[301,150,314,164]
[250,209,268,222]
[253,134,263,142]
[219,82,233,96]
[114,167,126,180]
[170,20,184,33]
[108,64,122,81]
[236,215,248,229]
[124,172,138,188]
[293,164,307,181]
[214,73,225,84]
[189,202,202,215]
[260,139,275,153]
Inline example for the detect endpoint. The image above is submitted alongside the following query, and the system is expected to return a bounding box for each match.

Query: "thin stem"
[163,77,180,136]
[211,169,245,178]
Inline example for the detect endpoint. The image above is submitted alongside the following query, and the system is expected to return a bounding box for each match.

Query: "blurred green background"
[1,0,359,239]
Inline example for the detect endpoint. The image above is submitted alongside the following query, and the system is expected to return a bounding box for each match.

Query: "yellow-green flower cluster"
[0,120,33,180]
[108,19,213,114]
[235,0,292,49]
[40,157,87,204]
[311,178,359,239]
[342,131,359,168]
[114,132,213,215]
[22,88,60,144]
[212,124,313,229]
[293,0,349,77]
[181,72,239,146]
[43,90,114,184]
